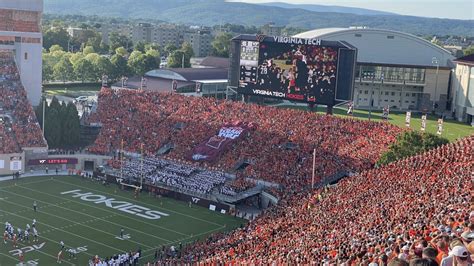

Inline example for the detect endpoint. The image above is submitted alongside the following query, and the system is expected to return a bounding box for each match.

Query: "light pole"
[432,57,439,114]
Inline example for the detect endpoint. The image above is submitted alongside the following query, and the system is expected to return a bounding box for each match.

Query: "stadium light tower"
[432,57,439,113]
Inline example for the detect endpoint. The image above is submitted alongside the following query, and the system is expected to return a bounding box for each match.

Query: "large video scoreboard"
[229,35,357,106]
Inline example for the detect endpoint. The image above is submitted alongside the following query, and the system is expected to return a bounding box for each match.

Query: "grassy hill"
[43,0,474,36]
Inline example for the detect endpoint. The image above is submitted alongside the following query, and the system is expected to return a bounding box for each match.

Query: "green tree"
[42,54,54,82]
[134,41,146,53]
[110,54,129,80]
[181,42,194,59]
[127,51,147,76]
[115,47,128,57]
[145,49,161,69]
[377,131,449,165]
[95,56,114,78]
[109,32,133,52]
[463,45,474,56]
[43,27,70,51]
[53,56,74,83]
[62,102,81,148]
[211,32,232,57]
[164,44,178,56]
[167,50,187,68]
[83,45,95,55]
[73,57,95,82]
[44,98,62,148]
[49,44,64,53]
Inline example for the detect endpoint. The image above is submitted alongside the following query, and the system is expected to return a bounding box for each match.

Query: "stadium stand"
[116,157,228,196]
[0,50,46,153]
[88,88,402,190]
[160,135,472,264]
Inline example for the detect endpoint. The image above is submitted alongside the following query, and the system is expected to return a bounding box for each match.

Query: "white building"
[295,27,455,112]
[451,54,474,125]
[0,0,43,106]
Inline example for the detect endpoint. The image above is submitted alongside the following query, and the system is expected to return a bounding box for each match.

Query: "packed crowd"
[89,88,402,190]
[220,178,256,196]
[116,157,229,196]
[0,50,46,153]
[165,135,473,264]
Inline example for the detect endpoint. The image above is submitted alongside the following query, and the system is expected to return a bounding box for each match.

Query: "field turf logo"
[61,189,169,220]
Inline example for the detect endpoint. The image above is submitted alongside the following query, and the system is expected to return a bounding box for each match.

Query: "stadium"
[0,0,473,265]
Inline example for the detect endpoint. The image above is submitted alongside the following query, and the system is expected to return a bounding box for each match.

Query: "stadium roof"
[145,68,228,82]
[199,56,230,69]
[295,27,455,68]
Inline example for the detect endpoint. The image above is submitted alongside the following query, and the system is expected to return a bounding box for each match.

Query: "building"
[184,30,213,58]
[295,27,455,112]
[451,54,474,125]
[261,22,283,36]
[0,0,43,106]
[131,22,152,43]
[152,24,184,48]
[67,26,86,38]
[96,24,131,45]
[112,66,229,98]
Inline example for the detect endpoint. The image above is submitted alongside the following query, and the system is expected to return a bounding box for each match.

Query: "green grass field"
[279,105,474,142]
[0,176,245,265]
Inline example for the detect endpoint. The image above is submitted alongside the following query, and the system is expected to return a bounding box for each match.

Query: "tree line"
[35,97,81,149]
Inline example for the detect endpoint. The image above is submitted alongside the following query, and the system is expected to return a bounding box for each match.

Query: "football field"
[0,176,245,265]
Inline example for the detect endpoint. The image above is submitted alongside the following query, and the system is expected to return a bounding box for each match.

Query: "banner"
[190,122,253,162]
[421,114,427,132]
[28,158,79,165]
[405,111,411,127]
[437,118,443,135]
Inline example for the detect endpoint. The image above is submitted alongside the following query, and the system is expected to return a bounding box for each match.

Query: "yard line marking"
[13,184,193,238]
[0,215,77,265]
[0,251,17,263]
[53,178,224,227]
[0,178,52,189]
[1,201,131,254]
[1,187,175,244]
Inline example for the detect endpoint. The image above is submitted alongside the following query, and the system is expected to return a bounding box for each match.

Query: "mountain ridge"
[43,0,474,36]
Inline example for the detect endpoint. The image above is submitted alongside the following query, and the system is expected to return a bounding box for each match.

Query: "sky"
[231,0,474,20]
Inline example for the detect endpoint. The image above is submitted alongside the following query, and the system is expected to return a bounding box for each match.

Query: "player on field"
[32,219,36,229]
[57,250,63,264]
[32,227,38,242]
[66,247,76,259]
[120,228,124,239]
[33,201,37,212]
[17,227,23,242]
[24,228,29,243]
[3,230,7,244]
[60,240,65,250]
[18,250,24,265]
[12,233,17,248]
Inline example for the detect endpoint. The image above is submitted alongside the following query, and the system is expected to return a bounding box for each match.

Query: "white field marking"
[0,178,52,188]
[1,188,175,244]
[1,203,127,254]
[39,212,153,249]
[52,179,224,227]
[13,185,193,238]
[0,222,76,266]
[0,200,70,218]
[139,224,226,261]
[0,251,17,263]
